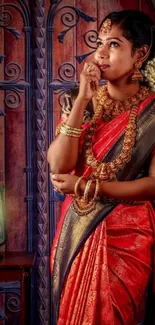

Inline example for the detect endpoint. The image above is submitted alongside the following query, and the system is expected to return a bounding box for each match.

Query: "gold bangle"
[92,179,100,201]
[74,176,86,197]
[61,127,82,135]
[55,122,82,137]
[55,122,64,136]
[60,124,82,137]
[64,124,83,133]
[61,124,82,134]
[60,128,81,138]
[83,179,93,201]
[61,126,82,134]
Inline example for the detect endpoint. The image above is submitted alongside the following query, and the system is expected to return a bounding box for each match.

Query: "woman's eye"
[110,41,119,48]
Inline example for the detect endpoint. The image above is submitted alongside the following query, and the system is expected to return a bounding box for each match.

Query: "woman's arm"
[47,96,89,174]
[98,155,155,201]
[50,156,155,201]
[99,177,155,201]
[47,62,101,174]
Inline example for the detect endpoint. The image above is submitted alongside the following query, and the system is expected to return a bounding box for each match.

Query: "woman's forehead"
[98,25,127,42]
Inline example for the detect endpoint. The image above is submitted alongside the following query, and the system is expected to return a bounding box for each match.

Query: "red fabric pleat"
[58,202,154,325]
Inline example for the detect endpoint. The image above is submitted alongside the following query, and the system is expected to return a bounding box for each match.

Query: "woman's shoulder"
[139,92,155,114]
[147,92,155,110]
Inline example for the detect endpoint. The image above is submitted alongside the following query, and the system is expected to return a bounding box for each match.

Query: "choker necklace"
[96,85,149,122]
[83,85,150,182]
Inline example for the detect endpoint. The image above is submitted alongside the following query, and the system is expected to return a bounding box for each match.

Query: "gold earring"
[131,62,144,82]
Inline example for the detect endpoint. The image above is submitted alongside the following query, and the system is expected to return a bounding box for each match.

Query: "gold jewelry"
[85,64,93,73]
[83,85,150,182]
[63,124,82,133]
[131,45,151,84]
[131,62,144,82]
[60,124,82,138]
[100,19,112,33]
[74,176,86,197]
[55,121,64,136]
[60,129,81,137]
[72,198,97,216]
[94,85,149,121]
[72,178,100,215]
[83,179,93,201]
[92,179,100,201]
[71,85,150,215]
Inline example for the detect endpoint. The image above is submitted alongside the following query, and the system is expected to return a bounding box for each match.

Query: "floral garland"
[142,58,155,92]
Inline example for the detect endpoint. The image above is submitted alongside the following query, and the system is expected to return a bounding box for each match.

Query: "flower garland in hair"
[142,58,155,92]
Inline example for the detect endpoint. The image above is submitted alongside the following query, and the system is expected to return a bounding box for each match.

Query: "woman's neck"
[107,81,140,101]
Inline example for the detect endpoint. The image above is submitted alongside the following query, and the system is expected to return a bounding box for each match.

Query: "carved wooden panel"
[0,0,154,324]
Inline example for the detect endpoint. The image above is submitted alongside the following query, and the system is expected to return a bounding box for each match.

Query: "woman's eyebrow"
[97,37,124,43]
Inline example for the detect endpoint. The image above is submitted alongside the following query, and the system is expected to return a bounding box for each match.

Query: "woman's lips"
[99,65,110,70]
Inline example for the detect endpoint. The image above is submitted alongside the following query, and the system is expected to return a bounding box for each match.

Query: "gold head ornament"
[100,18,112,33]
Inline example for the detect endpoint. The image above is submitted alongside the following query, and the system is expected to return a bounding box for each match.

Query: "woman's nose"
[95,49,108,60]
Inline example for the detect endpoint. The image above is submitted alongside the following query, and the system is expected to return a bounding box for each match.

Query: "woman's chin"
[100,72,108,81]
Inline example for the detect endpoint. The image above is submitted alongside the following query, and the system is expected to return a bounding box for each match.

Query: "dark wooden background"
[0,0,154,324]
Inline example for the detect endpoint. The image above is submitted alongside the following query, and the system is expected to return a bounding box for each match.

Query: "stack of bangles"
[74,176,100,202]
[59,123,83,138]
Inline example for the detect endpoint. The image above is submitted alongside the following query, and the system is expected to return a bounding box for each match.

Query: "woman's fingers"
[51,174,65,181]
[53,186,63,194]
[52,180,70,194]
[83,67,100,80]
[79,61,101,100]
[52,179,65,194]
[50,174,64,191]
[50,174,79,194]
[83,61,101,78]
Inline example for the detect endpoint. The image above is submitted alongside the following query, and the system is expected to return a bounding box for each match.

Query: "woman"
[48,9,155,325]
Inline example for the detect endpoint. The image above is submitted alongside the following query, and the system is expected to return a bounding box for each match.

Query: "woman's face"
[94,24,138,82]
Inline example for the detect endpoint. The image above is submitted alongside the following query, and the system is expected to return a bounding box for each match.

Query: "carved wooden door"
[0,1,154,325]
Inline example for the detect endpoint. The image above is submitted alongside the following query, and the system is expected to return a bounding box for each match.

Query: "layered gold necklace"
[83,85,150,182]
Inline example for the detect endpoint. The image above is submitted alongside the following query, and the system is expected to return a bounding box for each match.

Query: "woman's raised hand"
[78,61,101,101]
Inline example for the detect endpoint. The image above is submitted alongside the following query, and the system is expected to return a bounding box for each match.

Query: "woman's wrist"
[75,94,90,105]
[66,95,90,128]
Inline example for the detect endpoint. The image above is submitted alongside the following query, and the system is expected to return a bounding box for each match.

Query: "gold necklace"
[83,85,150,182]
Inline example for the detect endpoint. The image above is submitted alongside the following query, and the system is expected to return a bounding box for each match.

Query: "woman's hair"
[99,9,155,66]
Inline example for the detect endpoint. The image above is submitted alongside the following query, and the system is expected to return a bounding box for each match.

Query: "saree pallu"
[51,95,155,325]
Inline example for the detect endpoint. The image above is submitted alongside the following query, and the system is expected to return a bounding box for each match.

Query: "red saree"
[51,94,155,325]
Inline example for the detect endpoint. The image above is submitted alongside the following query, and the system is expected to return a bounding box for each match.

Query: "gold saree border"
[52,201,116,322]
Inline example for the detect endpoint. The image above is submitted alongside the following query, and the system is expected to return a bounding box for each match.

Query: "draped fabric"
[51,94,155,325]
[57,202,154,325]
